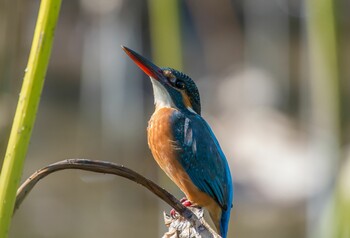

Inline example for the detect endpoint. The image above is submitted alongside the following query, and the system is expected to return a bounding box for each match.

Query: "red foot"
[170,197,193,218]
[180,197,188,203]
[170,208,177,218]
[182,200,192,207]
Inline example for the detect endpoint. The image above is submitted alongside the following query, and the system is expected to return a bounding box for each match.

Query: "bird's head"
[122,46,201,115]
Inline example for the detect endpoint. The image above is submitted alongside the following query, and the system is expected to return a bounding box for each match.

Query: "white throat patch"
[150,77,176,110]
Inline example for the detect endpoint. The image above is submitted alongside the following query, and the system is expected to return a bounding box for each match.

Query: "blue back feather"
[171,110,233,237]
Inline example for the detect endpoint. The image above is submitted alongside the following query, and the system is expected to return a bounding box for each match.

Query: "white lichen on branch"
[163,206,221,238]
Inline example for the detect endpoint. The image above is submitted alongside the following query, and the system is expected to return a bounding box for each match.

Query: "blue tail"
[220,208,231,238]
[220,163,233,238]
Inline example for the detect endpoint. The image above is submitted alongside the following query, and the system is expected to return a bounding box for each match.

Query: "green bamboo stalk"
[148,0,183,70]
[305,0,339,129]
[0,0,61,236]
[335,168,350,238]
[305,0,340,237]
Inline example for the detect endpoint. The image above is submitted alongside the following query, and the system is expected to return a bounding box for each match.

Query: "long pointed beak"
[121,46,165,81]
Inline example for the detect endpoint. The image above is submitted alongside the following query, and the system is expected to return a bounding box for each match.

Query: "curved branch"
[15,159,219,237]
[15,159,189,216]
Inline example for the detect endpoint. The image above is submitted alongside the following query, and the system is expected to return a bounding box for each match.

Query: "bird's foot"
[170,209,177,218]
[180,197,188,203]
[170,197,193,218]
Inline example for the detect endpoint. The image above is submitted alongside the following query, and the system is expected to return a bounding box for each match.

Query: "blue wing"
[171,111,233,211]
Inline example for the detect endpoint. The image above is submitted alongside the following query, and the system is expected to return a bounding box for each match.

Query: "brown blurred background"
[1,0,349,237]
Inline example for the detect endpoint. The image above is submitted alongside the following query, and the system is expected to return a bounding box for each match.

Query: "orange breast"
[147,108,221,219]
[147,107,187,187]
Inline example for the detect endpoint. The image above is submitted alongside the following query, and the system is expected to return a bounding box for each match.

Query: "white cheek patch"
[151,77,176,109]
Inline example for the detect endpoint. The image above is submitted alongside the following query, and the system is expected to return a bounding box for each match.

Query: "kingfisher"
[122,46,233,237]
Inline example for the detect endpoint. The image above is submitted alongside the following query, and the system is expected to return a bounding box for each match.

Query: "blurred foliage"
[0,0,349,238]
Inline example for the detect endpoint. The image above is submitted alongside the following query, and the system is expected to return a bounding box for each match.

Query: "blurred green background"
[1,0,349,237]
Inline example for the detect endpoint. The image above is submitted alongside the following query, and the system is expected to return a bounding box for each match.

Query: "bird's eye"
[175,80,185,89]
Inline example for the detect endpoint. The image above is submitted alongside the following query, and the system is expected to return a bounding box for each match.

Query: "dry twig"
[15,159,220,237]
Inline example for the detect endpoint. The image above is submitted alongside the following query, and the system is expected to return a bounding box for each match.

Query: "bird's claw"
[170,197,193,218]
[182,200,192,207]
[170,208,177,218]
[180,197,188,203]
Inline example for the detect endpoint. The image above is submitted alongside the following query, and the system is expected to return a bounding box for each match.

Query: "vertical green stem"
[0,0,61,236]
[335,168,350,238]
[305,0,340,237]
[148,0,183,70]
[306,0,339,126]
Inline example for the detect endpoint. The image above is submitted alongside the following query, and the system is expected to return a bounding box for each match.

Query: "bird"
[122,46,233,237]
